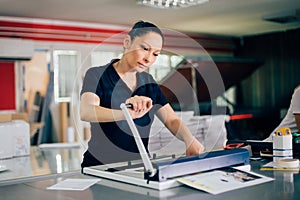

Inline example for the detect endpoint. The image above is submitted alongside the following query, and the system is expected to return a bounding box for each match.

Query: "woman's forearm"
[166,118,195,146]
[80,103,125,123]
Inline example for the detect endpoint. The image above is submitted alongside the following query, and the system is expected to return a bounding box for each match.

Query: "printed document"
[177,168,273,194]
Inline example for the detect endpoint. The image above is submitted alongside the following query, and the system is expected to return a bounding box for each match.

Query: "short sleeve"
[80,67,103,97]
[292,87,300,114]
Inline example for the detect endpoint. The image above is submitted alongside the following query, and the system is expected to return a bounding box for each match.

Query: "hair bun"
[128,20,164,42]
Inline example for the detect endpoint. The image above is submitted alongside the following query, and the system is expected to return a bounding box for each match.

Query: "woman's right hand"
[125,95,153,119]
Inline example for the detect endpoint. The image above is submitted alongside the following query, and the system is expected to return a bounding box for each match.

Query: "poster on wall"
[0,61,16,111]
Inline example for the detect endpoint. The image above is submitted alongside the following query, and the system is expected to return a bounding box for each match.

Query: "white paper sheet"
[177,168,273,195]
[47,178,101,191]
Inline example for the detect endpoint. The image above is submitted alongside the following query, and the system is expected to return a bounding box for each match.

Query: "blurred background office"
[0,0,300,158]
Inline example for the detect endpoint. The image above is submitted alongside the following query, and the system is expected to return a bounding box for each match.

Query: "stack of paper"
[148,113,228,156]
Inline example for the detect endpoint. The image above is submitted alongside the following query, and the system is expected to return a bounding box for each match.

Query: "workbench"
[1,151,299,200]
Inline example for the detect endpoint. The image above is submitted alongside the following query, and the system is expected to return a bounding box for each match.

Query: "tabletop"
[0,157,299,200]
[0,145,83,186]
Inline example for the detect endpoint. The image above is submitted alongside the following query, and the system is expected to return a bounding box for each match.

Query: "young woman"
[80,21,204,168]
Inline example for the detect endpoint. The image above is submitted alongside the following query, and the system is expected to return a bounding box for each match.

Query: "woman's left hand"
[185,138,205,156]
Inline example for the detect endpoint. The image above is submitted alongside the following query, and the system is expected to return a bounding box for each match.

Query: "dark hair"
[128,20,164,43]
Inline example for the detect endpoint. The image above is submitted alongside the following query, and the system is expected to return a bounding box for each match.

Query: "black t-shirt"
[80,59,168,167]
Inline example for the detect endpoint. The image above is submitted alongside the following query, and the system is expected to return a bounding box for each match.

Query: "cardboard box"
[0,114,12,123]
[12,113,29,122]
[0,112,29,123]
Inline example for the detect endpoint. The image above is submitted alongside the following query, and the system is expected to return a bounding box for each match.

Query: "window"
[54,50,80,102]
[149,54,183,82]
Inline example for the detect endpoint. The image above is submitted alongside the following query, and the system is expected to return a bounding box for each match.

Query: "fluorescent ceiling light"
[137,0,209,9]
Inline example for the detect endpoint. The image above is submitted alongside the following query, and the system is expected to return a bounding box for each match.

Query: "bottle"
[273,127,293,162]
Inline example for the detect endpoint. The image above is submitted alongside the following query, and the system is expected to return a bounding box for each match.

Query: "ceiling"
[0,0,300,37]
